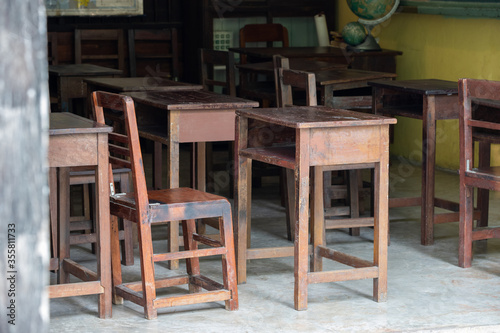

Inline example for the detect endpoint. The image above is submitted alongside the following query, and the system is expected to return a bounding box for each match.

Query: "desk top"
[84,77,203,92]
[126,90,259,111]
[48,64,123,77]
[314,69,397,86]
[368,79,458,95]
[236,105,397,129]
[49,112,111,135]
[229,46,403,60]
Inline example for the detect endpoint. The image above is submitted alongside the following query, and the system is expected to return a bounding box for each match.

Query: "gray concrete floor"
[49,153,500,332]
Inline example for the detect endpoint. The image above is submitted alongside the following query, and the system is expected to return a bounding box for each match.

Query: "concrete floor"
[49,155,500,332]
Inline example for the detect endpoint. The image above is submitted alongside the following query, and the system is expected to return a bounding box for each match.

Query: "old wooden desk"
[49,64,122,113]
[369,79,460,246]
[48,112,112,318]
[235,106,396,310]
[125,89,258,268]
[230,46,402,73]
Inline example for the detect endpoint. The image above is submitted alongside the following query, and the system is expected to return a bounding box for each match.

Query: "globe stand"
[353,23,381,51]
[348,0,400,52]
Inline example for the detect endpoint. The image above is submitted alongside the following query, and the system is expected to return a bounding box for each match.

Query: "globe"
[342,22,367,46]
[344,0,400,51]
[347,0,395,20]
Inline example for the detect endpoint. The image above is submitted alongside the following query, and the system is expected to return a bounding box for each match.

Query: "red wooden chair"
[91,91,238,319]
[458,78,500,268]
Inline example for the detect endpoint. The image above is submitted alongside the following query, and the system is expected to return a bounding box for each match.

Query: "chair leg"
[137,222,157,320]
[459,184,474,268]
[182,219,202,293]
[219,205,238,311]
[118,173,135,266]
[110,215,124,305]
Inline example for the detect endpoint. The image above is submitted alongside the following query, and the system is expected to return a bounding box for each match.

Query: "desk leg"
[153,142,163,190]
[373,127,389,302]
[57,167,70,284]
[96,133,112,318]
[311,166,324,272]
[294,129,310,311]
[167,136,180,270]
[196,142,206,192]
[421,96,436,245]
[235,116,249,284]
[49,168,58,262]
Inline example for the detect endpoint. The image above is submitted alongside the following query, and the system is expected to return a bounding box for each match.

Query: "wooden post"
[0,1,49,332]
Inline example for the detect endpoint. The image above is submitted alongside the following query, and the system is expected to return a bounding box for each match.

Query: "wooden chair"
[200,48,236,96]
[90,91,238,319]
[274,55,372,240]
[238,23,289,107]
[458,78,500,268]
[74,29,125,71]
[128,28,179,80]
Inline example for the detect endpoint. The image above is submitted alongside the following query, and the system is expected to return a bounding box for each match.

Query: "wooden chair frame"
[91,91,238,319]
[458,78,500,268]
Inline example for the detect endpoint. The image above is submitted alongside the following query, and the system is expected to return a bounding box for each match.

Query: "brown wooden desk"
[125,89,258,269]
[230,46,402,73]
[369,79,460,246]
[49,64,122,113]
[48,112,112,318]
[235,106,396,310]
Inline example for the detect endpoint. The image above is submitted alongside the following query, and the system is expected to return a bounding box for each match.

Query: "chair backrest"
[239,23,289,64]
[273,55,317,107]
[200,48,236,96]
[47,32,59,65]
[91,91,149,211]
[75,29,125,71]
[128,28,179,80]
[239,23,289,48]
[459,78,500,170]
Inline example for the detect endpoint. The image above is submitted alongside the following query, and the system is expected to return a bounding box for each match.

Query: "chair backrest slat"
[91,91,149,211]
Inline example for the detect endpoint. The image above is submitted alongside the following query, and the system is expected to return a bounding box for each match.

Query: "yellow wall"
[336,2,500,170]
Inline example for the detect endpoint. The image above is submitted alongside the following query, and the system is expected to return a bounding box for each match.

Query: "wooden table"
[230,46,402,73]
[48,112,112,318]
[125,89,258,268]
[49,64,123,113]
[235,105,396,310]
[369,79,460,246]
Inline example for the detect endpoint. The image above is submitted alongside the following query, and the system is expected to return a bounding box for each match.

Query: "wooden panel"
[178,109,236,142]
[308,126,384,166]
[48,134,98,167]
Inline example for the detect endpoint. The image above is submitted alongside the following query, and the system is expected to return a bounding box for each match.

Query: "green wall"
[337,2,500,170]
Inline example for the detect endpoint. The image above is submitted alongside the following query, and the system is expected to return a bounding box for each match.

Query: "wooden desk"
[125,89,258,268]
[235,106,396,310]
[369,79,460,246]
[49,64,122,113]
[48,113,112,318]
[230,46,402,73]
